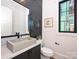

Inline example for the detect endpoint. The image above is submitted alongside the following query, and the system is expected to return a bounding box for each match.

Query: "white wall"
[1,0,29,34]
[43,0,77,58]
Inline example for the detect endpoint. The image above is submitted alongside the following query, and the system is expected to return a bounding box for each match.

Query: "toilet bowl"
[41,47,53,59]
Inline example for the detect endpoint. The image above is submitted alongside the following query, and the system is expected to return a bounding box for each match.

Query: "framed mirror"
[59,0,77,33]
[1,0,29,37]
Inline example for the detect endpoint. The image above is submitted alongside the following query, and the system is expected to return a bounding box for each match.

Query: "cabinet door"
[29,45,41,59]
[12,45,40,59]
[12,51,29,59]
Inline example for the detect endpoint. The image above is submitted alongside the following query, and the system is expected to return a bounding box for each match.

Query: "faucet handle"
[16,32,20,38]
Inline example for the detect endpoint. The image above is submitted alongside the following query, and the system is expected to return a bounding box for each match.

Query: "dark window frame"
[59,0,77,33]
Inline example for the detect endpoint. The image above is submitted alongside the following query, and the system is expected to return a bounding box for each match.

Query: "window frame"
[59,0,77,33]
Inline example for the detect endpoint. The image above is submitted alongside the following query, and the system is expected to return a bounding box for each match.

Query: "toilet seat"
[41,47,53,57]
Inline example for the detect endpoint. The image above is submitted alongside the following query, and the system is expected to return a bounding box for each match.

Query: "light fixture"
[20,0,25,2]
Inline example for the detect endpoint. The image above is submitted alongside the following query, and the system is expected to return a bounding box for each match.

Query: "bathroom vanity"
[1,40,42,59]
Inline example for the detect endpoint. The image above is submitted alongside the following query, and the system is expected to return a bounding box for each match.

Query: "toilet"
[41,47,53,59]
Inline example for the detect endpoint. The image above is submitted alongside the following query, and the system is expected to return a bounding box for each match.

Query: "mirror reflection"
[1,0,29,36]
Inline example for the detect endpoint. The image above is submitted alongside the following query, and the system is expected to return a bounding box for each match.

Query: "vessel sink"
[7,37,36,52]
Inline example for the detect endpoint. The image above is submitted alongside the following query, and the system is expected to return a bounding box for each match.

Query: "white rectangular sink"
[7,37,36,52]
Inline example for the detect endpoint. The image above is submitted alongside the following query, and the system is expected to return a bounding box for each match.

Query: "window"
[59,0,77,33]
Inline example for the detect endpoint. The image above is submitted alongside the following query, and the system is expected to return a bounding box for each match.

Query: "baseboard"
[53,52,71,59]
